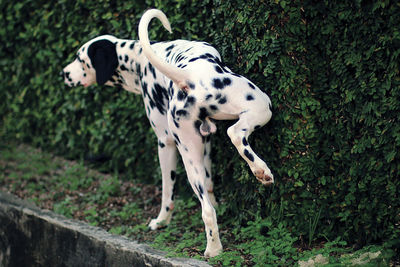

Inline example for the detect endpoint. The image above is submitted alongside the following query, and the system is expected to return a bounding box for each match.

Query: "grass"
[0,141,396,266]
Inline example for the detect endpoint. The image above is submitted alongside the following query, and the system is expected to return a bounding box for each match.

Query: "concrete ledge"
[0,191,210,267]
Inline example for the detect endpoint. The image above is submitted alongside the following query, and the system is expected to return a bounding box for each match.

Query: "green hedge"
[1,0,399,248]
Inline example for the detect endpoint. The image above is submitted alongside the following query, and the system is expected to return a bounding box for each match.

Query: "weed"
[308,206,322,247]
[53,197,78,218]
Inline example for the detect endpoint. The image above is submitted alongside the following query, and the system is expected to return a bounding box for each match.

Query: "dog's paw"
[254,169,274,185]
[204,242,223,258]
[148,219,167,230]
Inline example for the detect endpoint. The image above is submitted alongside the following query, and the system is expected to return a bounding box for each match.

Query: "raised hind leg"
[227,110,274,185]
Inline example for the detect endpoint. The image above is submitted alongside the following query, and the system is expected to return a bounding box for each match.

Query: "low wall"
[0,191,210,267]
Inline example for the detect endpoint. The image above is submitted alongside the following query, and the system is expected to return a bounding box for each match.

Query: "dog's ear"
[88,39,118,85]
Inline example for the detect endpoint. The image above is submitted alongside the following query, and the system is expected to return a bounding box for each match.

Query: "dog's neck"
[105,40,149,94]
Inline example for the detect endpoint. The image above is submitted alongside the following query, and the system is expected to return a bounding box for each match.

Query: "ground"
[0,142,396,266]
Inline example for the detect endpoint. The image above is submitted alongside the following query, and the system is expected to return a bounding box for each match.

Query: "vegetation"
[0,142,396,266]
[0,0,399,264]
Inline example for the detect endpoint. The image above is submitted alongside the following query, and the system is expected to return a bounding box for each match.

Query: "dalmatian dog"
[61,9,273,258]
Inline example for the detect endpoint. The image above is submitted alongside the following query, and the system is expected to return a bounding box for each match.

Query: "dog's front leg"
[149,136,177,230]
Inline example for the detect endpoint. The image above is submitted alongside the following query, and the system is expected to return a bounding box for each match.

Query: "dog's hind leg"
[169,116,223,257]
[227,109,274,185]
[149,135,178,230]
[203,137,217,207]
[204,136,218,207]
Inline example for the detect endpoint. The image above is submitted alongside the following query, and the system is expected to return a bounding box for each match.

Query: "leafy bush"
[0,0,399,250]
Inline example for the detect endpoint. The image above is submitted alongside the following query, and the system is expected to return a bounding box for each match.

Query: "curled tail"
[138,9,191,91]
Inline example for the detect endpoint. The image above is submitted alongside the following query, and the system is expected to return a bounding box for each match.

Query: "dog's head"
[61,35,119,87]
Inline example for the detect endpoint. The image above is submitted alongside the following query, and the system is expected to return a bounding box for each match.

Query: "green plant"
[308,206,322,247]
[0,0,399,254]
[53,197,78,218]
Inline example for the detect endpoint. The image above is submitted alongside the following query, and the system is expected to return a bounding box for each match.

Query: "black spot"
[215,93,222,100]
[244,149,254,162]
[119,55,122,61]
[120,65,128,71]
[120,42,126,47]
[212,78,224,89]
[254,125,261,130]
[175,54,185,63]
[148,63,156,79]
[144,66,147,76]
[166,207,170,212]
[242,137,248,146]
[248,82,256,89]
[177,90,187,101]
[184,96,196,108]
[129,42,135,49]
[213,77,232,89]
[205,168,210,178]
[209,230,213,237]
[198,184,204,195]
[173,133,181,144]
[141,81,148,97]
[150,83,168,115]
[215,65,224,73]
[176,109,188,117]
[124,55,129,63]
[158,140,165,148]
[195,184,204,199]
[165,44,175,51]
[223,77,232,86]
[209,105,218,111]
[218,96,227,104]
[205,94,213,101]
[199,107,209,120]
[188,81,195,89]
[188,57,199,62]
[246,94,255,101]
[171,170,176,181]
[194,120,202,136]
[171,106,176,120]
[173,119,180,128]
[86,63,91,69]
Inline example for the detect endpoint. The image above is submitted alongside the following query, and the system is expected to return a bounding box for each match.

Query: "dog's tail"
[139,9,191,91]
